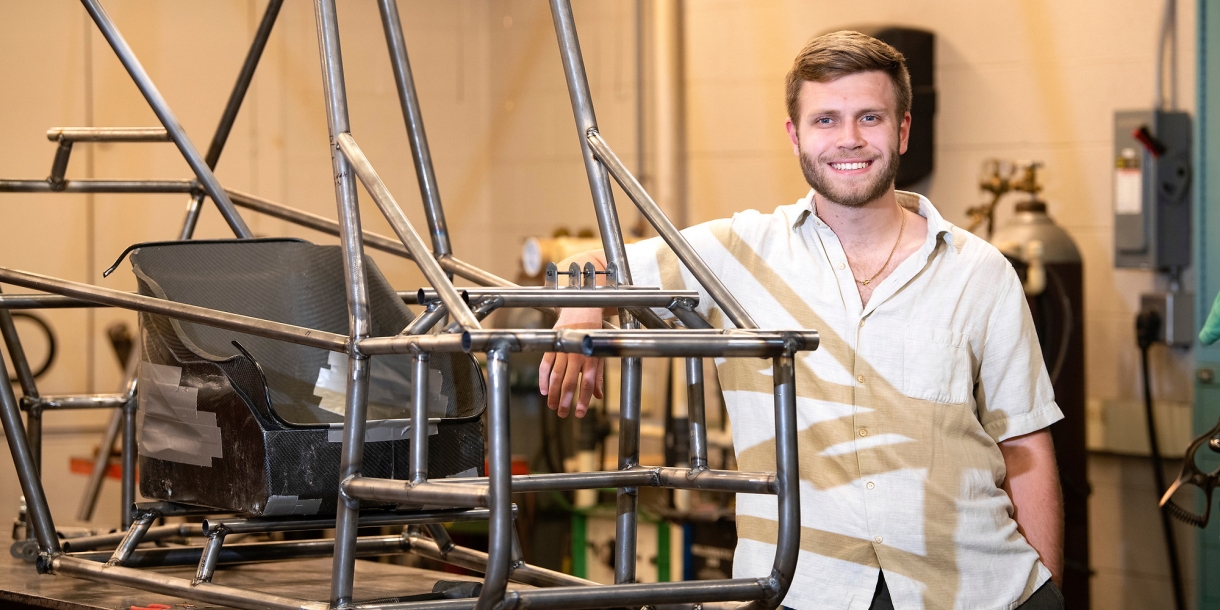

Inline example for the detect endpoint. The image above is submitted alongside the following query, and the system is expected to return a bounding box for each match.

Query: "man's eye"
[862,115,880,123]
[814,117,833,126]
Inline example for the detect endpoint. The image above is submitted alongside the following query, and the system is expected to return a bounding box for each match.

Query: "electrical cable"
[6,312,57,382]
[1135,309,1187,610]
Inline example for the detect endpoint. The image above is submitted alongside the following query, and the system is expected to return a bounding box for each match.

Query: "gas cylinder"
[991,196,1088,610]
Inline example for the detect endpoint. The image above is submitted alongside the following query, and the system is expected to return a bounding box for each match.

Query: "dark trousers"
[783,572,1065,610]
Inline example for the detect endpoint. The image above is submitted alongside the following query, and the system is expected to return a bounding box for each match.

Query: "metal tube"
[329,355,370,607]
[52,555,329,610]
[181,0,284,239]
[335,133,480,330]
[70,533,410,569]
[406,534,595,588]
[121,397,136,530]
[0,267,348,352]
[201,0,283,169]
[589,329,821,356]
[360,328,819,358]
[404,303,448,335]
[80,0,252,238]
[48,140,73,188]
[0,353,57,553]
[411,352,430,484]
[206,507,497,536]
[744,355,801,609]
[0,289,44,400]
[25,406,42,510]
[178,193,206,242]
[361,333,469,356]
[109,505,155,565]
[671,300,714,330]
[500,579,769,610]
[46,127,170,142]
[428,466,773,494]
[377,0,451,257]
[686,357,709,470]
[62,522,200,553]
[314,7,378,598]
[614,356,642,584]
[226,189,518,288]
[442,296,502,334]
[343,478,488,507]
[2,292,44,506]
[0,294,106,309]
[194,529,228,584]
[227,188,414,259]
[0,179,196,193]
[417,287,699,309]
[26,394,128,410]
[548,0,633,287]
[475,348,512,610]
[588,131,757,329]
[439,256,515,288]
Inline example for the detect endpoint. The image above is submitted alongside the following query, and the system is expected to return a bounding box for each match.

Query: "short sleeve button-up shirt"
[625,190,1063,610]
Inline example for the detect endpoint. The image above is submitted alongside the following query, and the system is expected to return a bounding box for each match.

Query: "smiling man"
[540,31,1065,610]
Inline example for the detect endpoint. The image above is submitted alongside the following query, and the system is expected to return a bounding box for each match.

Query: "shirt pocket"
[902,326,971,404]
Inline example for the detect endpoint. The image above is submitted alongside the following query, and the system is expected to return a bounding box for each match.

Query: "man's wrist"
[555,307,603,328]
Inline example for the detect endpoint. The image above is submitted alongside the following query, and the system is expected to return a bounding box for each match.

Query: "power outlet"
[1140,291,1194,347]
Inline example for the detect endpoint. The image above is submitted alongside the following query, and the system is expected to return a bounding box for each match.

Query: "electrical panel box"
[1113,110,1192,270]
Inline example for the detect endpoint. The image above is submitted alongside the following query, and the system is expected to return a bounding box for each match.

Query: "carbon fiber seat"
[128,239,485,516]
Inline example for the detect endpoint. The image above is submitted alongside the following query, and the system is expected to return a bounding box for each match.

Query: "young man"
[540,31,1064,610]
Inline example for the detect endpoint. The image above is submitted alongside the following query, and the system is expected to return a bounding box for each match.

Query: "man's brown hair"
[785,31,912,124]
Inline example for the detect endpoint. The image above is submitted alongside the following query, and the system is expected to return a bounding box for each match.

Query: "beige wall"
[0,1,1201,605]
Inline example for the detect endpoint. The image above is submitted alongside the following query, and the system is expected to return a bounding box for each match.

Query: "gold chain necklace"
[854,210,907,286]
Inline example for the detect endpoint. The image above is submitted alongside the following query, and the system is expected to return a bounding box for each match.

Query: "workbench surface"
[0,551,487,609]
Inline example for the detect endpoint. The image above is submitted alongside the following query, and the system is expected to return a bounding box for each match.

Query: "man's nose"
[837,123,865,149]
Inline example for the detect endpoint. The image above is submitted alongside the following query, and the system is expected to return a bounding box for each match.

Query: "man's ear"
[785,118,801,156]
[898,111,912,155]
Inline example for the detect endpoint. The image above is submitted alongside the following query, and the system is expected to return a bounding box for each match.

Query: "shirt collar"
[792,188,955,248]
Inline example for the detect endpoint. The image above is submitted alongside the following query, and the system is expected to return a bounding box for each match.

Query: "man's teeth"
[830,161,869,170]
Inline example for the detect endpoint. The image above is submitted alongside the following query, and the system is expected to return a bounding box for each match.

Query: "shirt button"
[875,536,884,544]
[837,262,846,270]
[866,481,875,490]
[859,429,868,437]
[859,319,866,327]
[856,375,865,383]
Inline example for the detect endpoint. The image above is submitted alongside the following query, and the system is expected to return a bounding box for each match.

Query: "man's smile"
[827,159,874,172]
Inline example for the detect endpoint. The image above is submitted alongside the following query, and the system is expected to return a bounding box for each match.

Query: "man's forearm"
[998,429,1064,586]
[555,250,611,322]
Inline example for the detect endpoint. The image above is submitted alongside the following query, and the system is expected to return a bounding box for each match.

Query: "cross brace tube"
[80,0,252,238]
[50,555,327,610]
[588,130,758,330]
[0,267,348,352]
[335,133,479,330]
[0,179,196,193]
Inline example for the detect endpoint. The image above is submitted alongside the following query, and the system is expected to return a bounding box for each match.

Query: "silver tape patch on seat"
[262,495,323,516]
[137,361,224,467]
[313,351,449,419]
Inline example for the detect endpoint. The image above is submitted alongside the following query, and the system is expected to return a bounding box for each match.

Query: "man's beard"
[799,145,901,208]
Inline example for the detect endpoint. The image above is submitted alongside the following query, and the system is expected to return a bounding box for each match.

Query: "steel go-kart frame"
[0,1,816,608]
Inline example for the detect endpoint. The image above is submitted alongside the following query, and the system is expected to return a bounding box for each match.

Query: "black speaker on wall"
[850,26,936,188]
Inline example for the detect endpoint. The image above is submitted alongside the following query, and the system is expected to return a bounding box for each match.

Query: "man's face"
[785,71,911,207]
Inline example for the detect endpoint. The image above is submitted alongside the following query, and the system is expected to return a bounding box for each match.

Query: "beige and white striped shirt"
[625,190,1062,610]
